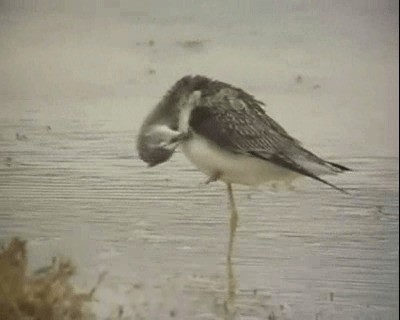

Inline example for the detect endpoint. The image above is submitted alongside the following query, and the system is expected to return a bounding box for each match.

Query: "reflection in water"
[226,253,237,319]
[225,183,239,319]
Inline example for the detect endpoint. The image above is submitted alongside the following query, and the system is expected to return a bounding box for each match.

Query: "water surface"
[0,1,398,319]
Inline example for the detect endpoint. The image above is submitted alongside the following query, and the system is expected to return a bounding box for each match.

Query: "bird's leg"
[227,183,238,262]
[205,171,221,184]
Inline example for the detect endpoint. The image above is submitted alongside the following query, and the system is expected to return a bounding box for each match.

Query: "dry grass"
[0,238,100,320]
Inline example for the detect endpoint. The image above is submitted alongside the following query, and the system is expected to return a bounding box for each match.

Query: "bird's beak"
[159,132,190,149]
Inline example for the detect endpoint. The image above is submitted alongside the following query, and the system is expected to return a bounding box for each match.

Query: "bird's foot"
[271,182,279,192]
[205,171,221,184]
[286,182,296,191]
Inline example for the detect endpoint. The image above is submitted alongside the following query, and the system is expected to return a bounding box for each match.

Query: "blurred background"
[0,1,398,319]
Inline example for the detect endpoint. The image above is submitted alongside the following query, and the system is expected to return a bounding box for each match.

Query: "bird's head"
[137,124,184,167]
[136,75,210,167]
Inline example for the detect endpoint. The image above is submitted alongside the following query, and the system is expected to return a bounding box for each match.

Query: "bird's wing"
[189,90,347,193]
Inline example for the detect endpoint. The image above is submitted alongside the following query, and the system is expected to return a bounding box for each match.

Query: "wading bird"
[136,75,350,261]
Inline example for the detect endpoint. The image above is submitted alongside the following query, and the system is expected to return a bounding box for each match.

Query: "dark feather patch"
[189,106,239,154]
[189,98,349,193]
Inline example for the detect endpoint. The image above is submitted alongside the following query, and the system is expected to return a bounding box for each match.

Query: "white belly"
[180,134,298,186]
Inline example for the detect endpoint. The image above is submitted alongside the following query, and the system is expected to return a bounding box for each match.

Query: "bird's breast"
[180,133,297,186]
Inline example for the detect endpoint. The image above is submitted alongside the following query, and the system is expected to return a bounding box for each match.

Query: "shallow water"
[0,1,398,319]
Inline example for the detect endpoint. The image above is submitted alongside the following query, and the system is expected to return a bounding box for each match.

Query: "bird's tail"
[287,148,351,194]
[326,161,351,172]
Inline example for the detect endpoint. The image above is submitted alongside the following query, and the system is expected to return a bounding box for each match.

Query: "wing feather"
[189,90,348,193]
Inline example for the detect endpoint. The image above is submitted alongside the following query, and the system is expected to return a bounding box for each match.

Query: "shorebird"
[136,75,350,260]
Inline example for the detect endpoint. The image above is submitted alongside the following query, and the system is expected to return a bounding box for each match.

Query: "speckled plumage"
[137,75,350,192]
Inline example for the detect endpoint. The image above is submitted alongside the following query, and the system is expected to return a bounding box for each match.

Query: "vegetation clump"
[0,238,97,320]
